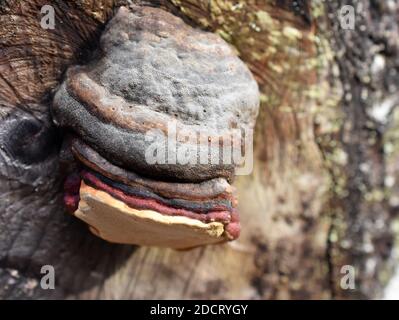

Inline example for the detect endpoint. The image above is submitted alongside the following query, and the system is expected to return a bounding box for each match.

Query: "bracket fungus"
[52,6,259,249]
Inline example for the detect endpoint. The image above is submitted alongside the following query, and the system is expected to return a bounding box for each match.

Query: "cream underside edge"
[74,181,227,249]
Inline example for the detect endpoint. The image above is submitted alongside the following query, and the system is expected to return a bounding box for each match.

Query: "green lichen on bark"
[316,0,399,298]
[169,0,314,112]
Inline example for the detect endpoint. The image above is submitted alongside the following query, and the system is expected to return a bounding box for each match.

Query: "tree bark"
[0,0,398,299]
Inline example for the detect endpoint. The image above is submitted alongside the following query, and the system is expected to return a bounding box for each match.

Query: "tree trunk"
[1,0,398,299]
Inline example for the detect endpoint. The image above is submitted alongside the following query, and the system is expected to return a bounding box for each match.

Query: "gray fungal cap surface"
[52,6,259,182]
